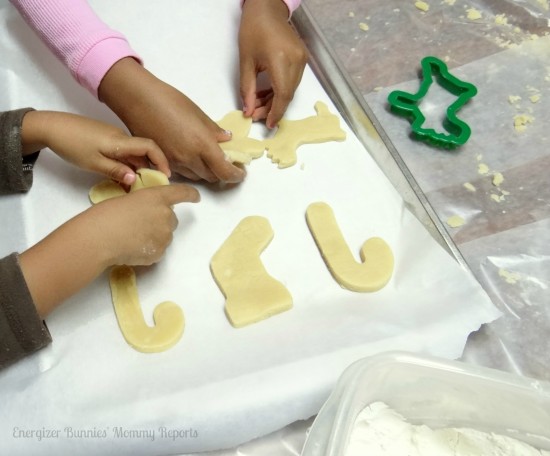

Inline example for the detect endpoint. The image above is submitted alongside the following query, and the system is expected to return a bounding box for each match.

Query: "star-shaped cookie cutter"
[387,56,478,148]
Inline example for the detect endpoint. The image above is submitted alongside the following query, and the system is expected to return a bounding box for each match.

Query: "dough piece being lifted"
[210,216,293,327]
[264,101,347,168]
[88,168,169,204]
[306,202,394,292]
[217,111,265,164]
[131,168,169,190]
[109,266,185,353]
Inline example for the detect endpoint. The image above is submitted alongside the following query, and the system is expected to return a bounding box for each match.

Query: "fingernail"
[224,129,232,137]
[123,172,135,185]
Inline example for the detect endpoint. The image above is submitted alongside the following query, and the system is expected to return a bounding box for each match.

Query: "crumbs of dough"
[508,95,521,105]
[359,22,369,31]
[499,268,522,284]
[495,14,508,25]
[446,215,465,228]
[463,182,476,192]
[492,172,504,187]
[477,163,490,175]
[466,8,482,20]
[514,114,535,132]
[415,1,430,12]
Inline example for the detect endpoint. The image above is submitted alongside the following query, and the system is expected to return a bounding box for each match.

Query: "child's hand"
[22,110,171,185]
[239,0,308,128]
[19,183,200,317]
[98,58,246,184]
[88,183,200,266]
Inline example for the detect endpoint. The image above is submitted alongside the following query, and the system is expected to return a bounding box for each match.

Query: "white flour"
[346,402,550,456]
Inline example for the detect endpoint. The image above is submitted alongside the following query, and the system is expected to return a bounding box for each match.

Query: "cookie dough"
[446,215,465,228]
[210,216,293,328]
[109,266,185,353]
[131,168,169,190]
[90,168,184,353]
[306,202,394,292]
[264,101,347,168]
[217,111,265,164]
[89,180,126,204]
[414,1,429,12]
[88,168,169,204]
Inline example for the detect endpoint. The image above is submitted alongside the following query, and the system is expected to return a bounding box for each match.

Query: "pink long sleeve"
[10,0,141,98]
[241,0,301,16]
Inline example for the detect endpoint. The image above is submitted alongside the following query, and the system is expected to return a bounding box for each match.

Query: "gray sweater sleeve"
[1,108,51,370]
[0,108,39,195]
[0,253,52,370]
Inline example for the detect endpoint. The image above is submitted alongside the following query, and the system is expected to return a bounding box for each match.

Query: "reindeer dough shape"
[89,169,185,353]
[216,101,347,168]
[306,202,394,292]
[210,216,293,328]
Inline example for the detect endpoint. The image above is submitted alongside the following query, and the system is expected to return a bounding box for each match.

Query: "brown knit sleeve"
[0,253,52,370]
[0,108,40,195]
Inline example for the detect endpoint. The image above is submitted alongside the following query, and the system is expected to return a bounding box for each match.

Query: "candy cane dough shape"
[90,169,185,352]
[109,265,185,353]
[210,216,293,328]
[306,202,394,292]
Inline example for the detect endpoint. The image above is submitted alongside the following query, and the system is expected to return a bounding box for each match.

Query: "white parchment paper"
[0,1,500,454]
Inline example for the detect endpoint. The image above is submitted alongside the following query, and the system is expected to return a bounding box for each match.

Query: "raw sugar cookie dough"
[110,266,185,353]
[214,101,346,168]
[210,216,293,328]
[89,168,185,353]
[265,101,347,168]
[217,111,265,164]
[306,202,394,292]
[89,168,169,204]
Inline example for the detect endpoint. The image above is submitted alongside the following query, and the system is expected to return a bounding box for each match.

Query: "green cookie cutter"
[387,56,478,148]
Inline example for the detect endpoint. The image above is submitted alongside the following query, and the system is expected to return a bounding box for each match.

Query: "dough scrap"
[264,101,347,168]
[306,202,394,292]
[88,168,169,204]
[514,114,534,132]
[131,168,169,190]
[89,180,126,204]
[90,168,184,353]
[210,216,293,328]
[446,215,465,228]
[217,111,265,164]
[109,266,185,353]
[466,8,482,20]
[415,1,430,12]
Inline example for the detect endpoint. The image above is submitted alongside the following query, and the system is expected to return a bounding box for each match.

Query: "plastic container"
[301,351,550,456]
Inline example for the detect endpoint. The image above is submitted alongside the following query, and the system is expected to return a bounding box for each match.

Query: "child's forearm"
[18,209,112,318]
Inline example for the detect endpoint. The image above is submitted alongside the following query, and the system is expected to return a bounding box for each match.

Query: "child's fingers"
[96,156,137,186]
[240,59,258,118]
[118,137,171,178]
[154,183,201,206]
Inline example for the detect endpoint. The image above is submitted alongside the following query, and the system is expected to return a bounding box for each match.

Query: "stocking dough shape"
[217,111,265,164]
[109,266,185,353]
[89,169,184,352]
[264,101,347,168]
[306,202,394,292]
[210,216,293,328]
